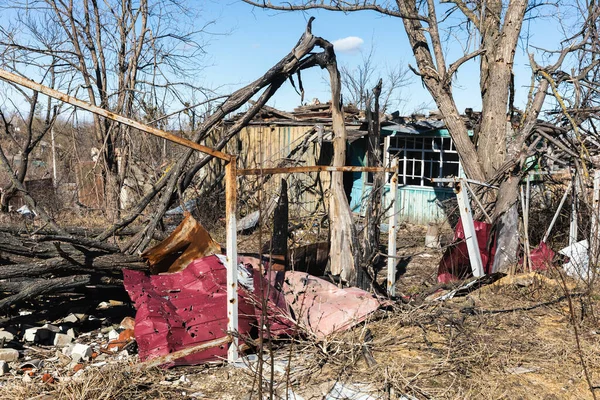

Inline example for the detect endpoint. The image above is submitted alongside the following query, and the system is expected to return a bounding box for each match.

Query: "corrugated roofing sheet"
[381,120,446,135]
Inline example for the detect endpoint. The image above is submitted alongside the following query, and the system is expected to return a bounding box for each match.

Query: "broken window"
[387,136,460,187]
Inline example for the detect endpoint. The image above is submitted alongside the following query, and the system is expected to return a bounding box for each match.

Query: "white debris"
[23,327,39,342]
[62,344,75,357]
[216,254,254,290]
[71,343,93,361]
[63,313,79,323]
[16,205,36,217]
[91,361,107,368]
[0,330,15,342]
[41,324,61,333]
[108,329,120,341]
[325,382,378,400]
[560,240,590,280]
[0,361,9,375]
[72,369,85,382]
[53,333,73,347]
[177,375,191,385]
[24,325,57,344]
[0,349,18,362]
[117,350,129,361]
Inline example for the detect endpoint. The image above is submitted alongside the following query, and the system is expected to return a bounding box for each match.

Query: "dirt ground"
[1,226,599,399]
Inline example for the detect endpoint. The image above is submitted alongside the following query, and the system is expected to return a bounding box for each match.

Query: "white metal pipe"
[225,161,239,362]
[455,180,485,277]
[387,158,399,297]
[570,176,578,247]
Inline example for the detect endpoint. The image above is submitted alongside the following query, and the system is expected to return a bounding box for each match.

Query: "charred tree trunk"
[311,39,362,287]
[362,79,384,281]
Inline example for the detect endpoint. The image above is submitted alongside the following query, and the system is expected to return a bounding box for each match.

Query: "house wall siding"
[231,124,331,216]
[351,183,454,224]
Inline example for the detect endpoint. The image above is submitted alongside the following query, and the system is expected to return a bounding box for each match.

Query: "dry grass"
[1,272,598,399]
[275,272,600,399]
[1,224,598,399]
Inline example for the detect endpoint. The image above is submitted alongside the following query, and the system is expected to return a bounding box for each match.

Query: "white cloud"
[332,36,364,54]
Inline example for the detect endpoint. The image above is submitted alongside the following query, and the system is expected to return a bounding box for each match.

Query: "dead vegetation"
[0,2,600,399]
[1,245,599,400]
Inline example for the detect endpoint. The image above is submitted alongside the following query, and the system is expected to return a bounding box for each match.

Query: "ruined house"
[226,103,480,224]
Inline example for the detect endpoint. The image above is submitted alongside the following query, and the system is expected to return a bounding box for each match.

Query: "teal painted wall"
[348,129,460,224]
[351,182,454,224]
[387,185,454,224]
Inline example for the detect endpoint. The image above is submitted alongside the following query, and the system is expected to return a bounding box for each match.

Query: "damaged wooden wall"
[231,123,332,217]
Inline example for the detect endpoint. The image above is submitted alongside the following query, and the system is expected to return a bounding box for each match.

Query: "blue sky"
[197,1,571,114]
[0,0,575,117]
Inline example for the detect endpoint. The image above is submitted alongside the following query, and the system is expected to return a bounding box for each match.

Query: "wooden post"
[570,175,578,247]
[456,179,485,277]
[225,159,238,362]
[387,158,399,297]
[591,170,600,266]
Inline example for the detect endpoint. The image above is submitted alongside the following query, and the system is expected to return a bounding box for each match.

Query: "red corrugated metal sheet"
[123,255,293,367]
[124,256,386,366]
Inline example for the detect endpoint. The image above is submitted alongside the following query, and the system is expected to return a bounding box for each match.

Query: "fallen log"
[0,253,146,279]
[0,274,91,310]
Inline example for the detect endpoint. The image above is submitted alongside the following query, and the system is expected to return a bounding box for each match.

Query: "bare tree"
[0,19,369,309]
[340,46,411,113]
[243,0,600,272]
[0,0,214,220]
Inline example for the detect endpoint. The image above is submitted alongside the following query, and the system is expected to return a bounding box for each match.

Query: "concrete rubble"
[0,306,138,385]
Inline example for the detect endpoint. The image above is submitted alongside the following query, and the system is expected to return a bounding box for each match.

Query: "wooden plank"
[237,165,394,176]
[0,68,232,162]
[137,336,231,369]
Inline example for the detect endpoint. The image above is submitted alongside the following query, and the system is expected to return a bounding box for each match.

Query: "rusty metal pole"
[225,158,239,362]
[387,158,399,297]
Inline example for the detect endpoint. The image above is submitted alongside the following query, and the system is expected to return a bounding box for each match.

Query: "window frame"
[383,135,461,188]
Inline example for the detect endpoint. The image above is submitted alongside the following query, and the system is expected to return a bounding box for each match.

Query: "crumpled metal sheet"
[520,241,555,271]
[123,255,293,367]
[141,213,221,274]
[282,271,383,339]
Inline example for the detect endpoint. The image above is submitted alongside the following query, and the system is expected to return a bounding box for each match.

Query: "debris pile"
[123,212,388,366]
[0,308,137,385]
